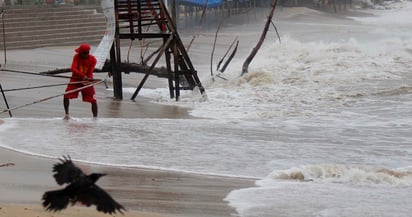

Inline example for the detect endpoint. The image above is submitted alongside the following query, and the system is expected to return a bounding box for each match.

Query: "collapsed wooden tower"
[111,0,205,100]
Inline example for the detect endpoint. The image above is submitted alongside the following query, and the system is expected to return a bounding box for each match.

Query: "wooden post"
[113,0,123,100]
[164,41,175,99]
[170,0,177,27]
[173,43,180,101]
[110,44,123,100]
[241,0,278,75]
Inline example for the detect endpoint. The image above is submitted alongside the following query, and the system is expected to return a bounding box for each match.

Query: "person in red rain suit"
[63,43,98,119]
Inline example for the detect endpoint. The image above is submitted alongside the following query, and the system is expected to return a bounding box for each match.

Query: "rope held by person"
[2,81,87,92]
[0,80,104,114]
[0,68,109,88]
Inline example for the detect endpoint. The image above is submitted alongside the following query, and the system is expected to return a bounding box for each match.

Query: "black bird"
[42,155,125,214]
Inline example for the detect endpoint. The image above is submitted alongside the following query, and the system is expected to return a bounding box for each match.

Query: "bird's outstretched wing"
[75,184,126,214]
[53,155,84,185]
[42,188,70,212]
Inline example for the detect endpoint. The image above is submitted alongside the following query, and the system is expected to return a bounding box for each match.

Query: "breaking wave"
[259,164,412,186]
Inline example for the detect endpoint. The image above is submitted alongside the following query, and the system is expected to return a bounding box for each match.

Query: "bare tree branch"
[241,0,279,76]
[127,39,134,63]
[217,37,238,71]
[270,20,281,44]
[0,163,14,167]
[210,20,224,77]
[187,0,209,51]
[143,45,162,66]
[220,40,239,73]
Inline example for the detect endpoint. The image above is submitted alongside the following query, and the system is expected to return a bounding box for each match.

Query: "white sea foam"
[226,165,412,217]
[129,1,412,122]
[225,177,412,217]
[133,35,411,120]
[260,164,412,186]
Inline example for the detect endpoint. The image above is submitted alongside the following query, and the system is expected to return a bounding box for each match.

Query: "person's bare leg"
[63,97,70,120]
[91,102,98,118]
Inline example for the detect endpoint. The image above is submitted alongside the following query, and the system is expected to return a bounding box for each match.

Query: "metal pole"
[0,83,12,117]
[1,8,6,66]
[110,43,122,100]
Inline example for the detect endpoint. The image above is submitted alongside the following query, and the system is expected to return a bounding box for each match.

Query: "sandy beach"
[0,146,254,217]
[0,204,165,217]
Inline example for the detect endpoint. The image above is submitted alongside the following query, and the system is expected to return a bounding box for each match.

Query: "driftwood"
[0,163,14,167]
[241,0,279,76]
[40,62,169,79]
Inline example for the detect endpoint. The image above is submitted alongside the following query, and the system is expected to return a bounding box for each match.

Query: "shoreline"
[0,145,255,217]
[0,143,258,180]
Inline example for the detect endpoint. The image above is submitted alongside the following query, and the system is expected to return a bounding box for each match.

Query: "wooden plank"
[119,33,170,39]
[130,35,174,100]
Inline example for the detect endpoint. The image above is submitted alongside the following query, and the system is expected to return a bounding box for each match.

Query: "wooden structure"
[111,0,205,100]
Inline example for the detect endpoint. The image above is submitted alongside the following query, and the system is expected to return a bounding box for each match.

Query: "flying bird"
[42,155,125,214]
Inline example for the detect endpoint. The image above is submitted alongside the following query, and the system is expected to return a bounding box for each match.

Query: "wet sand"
[0,147,254,217]
[0,204,165,217]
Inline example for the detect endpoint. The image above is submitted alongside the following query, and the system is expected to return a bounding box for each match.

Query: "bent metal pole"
[0,83,12,117]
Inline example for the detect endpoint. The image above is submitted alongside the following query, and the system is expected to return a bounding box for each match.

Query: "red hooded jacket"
[70,54,97,82]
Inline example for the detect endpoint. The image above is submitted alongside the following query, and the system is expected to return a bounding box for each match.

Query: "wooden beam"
[119,33,170,39]
[130,35,174,100]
